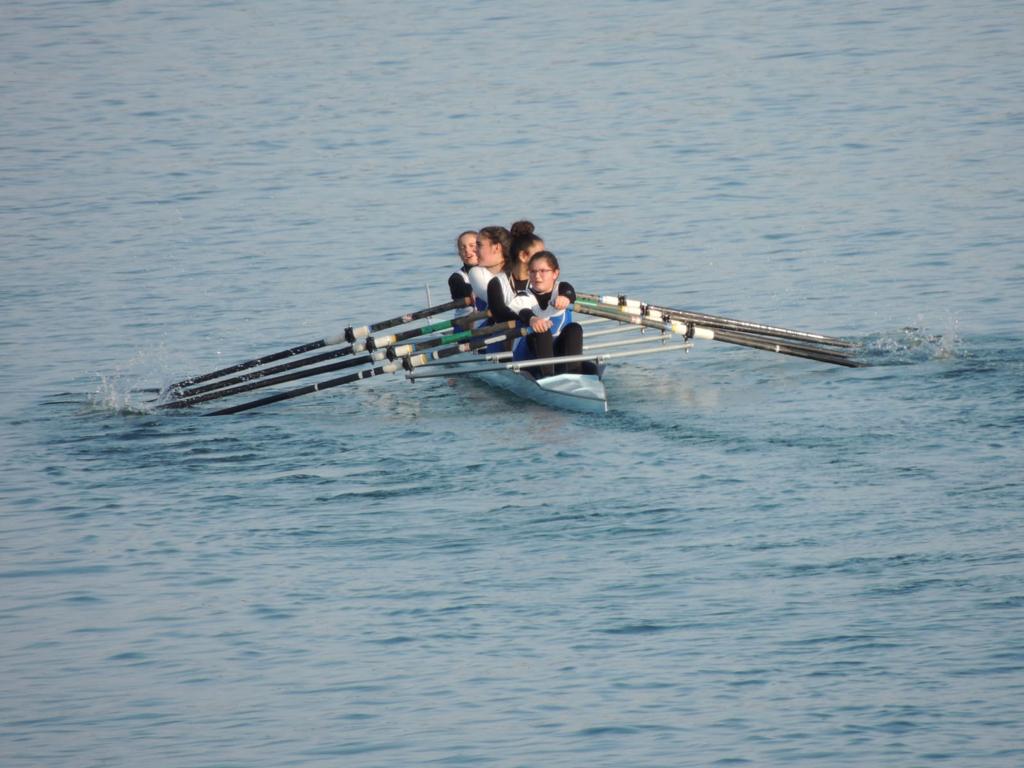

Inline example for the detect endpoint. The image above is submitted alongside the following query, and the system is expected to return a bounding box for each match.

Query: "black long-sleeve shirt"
[447,267,473,301]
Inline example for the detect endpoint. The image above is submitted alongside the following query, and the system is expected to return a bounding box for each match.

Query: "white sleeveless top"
[507,281,574,357]
[508,281,573,332]
[467,267,513,313]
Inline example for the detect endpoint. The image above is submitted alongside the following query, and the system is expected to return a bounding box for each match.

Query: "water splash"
[89,346,178,414]
[91,374,160,415]
[858,315,962,366]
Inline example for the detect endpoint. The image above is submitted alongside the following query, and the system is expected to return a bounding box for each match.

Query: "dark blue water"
[2,2,1022,766]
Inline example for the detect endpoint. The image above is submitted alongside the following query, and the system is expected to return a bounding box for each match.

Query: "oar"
[578,292,855,349]
[206,323,525,416]
[407,340,693,380]
[169,310,487,400]
[574,301,863,367]
[160,321,508,410]
[167,297,473,391]
[414,323,665,368]
[401,323,530,372]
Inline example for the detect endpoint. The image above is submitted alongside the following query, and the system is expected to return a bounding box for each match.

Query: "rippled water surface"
[2,2,1023,766]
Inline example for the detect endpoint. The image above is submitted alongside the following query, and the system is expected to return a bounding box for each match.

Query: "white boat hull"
[470,366,608,414]
[409,327,691,414]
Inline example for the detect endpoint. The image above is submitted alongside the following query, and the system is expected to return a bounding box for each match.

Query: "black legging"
[527,322,584,377]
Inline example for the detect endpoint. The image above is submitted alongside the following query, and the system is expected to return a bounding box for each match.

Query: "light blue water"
[2,1,1023,766]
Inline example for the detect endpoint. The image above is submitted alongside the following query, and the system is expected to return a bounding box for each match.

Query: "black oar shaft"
[175,342,357,398]
[205,364,401,416]
[172,310,487,400]
[170,338,332,390]
[578,293,855,349]
[160,351,376,409]
[708,328,863,367]
[207,323,522,416]
[170,297,471,390]
[165,321,504,409]
[573,302,863,367]
[343,297,472,342]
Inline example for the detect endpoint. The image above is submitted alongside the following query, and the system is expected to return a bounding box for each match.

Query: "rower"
[466,225,514,351]
[483,220,552,323]
[507,220,545,293]
[507,250,588,378]
[467,225,513,312]
[448,230,477,317]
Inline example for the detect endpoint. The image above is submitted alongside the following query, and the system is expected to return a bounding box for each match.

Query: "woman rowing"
[464,224,516,351]
[507,220,545,293]
[466,221,542,313]
[479,220,561,320]
[448,230,477,316]
[505,250,588,378]
[467,224,513,315]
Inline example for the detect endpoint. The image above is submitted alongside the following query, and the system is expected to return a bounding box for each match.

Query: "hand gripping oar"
[574,300,864,367]
[167,297,473,391]
[205,323,525,416]
[577,292,855,349]
[168,310,488,401]
[161,320,506,410]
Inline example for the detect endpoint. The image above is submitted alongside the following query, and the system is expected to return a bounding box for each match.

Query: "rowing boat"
[154,292,862,417]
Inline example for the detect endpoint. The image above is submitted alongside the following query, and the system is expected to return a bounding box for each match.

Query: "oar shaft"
[407,341,692,380]
[174,341,357,398]
[205,363,401,416]
[170,297,472,390]
[171,311,487,400]
[206,323,523,416]
[165,322,507,409]
[160,350,376,409]
[578,293,855,349]
[573,302,863,367]
[170,338,332,391]
[402,322,522,370]
[415,329,666,368]
[708,328,862,367]
[344,297,472,342]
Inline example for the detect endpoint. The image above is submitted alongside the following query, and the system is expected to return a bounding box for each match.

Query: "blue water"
[2,1,1023,765]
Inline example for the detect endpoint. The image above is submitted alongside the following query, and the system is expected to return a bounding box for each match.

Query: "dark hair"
[455,230,477,249]
[478,225,511,271]
[509,220,543,264]
[528,250,559,272]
